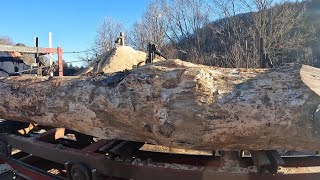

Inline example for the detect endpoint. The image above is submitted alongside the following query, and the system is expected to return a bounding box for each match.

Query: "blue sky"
[0,0,149,66]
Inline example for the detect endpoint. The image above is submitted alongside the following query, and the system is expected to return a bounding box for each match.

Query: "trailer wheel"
[70,163,92,180]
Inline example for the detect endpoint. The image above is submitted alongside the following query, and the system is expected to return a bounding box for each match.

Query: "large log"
[0,59,319,151]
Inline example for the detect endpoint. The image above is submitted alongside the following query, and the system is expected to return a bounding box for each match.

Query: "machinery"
[1,127,320,180]
[1,44,320,180]
[145,42,166,64]
[0,43,64,77]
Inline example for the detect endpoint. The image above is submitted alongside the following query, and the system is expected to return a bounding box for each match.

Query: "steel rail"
[1,134,320,180]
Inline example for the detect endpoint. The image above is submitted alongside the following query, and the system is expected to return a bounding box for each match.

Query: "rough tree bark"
[0,60,319,151]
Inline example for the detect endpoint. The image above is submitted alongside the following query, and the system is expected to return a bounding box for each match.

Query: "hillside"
[168,1,319,68]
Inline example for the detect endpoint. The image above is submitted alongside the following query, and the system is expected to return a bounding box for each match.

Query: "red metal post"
[40,48,58,54]
[57,47,63,77]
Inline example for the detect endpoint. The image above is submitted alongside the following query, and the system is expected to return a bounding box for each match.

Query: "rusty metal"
[0,44,64,77]
[65,162,93,180]
[98,140,122,152]
[81,139,108,153]
[0,157,66,180]
[57,47,63,77]
[0,44,58,54]
[1,134,320,180]
[108,141,144,160]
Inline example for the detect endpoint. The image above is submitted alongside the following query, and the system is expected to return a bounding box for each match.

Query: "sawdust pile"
[79,46,164,75]
[141,144,211,155]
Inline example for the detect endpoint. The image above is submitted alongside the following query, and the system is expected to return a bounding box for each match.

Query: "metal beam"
[1,134,320,180]
[0,45,58,54]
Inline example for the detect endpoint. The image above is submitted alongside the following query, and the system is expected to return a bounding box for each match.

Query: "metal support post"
[35,37,42,76]
[48,32,53,77]
[57,47,63,77]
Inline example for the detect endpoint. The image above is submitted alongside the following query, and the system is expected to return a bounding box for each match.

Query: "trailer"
[0,126,319,180]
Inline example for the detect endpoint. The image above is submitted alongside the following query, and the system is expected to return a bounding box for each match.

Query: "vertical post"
[120,32,125,46]
[34,37,37,47]
[57,47,63,77]
[147,42,152,64]
[48,32,53,77]
[35,37,42,76]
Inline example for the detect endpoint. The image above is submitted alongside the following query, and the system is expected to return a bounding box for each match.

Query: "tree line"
[94,0,319,68]
[2,0,319,68]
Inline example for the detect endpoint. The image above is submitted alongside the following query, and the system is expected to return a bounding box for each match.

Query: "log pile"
[0,59,319,151]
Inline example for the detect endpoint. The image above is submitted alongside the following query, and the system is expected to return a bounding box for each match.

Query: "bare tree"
[128,0,315,67]
[94,17,123,55]
[0,36,14,45]
[161,0,210,60]
[242,0,316,66]
[129,21,148,51]
[129,0,221,62]
[263,2,315,65]
[207,0,316,67]
[129,0,167,51]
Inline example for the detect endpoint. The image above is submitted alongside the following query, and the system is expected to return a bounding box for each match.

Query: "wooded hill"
[166,1,320,68]
[127,0,319,69]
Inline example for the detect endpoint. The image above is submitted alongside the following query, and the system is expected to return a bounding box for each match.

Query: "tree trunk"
[0,60,319,151]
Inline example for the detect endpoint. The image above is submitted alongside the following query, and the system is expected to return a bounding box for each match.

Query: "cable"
[64,60,92,64]
[43,52,91,65]
[63,44,109,54]
[63,48,96,54]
